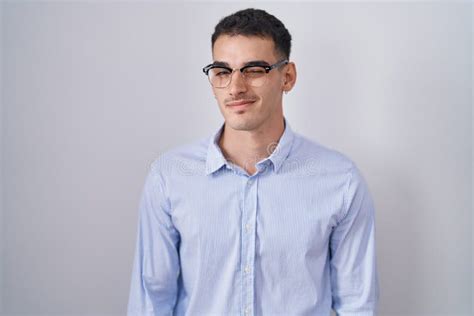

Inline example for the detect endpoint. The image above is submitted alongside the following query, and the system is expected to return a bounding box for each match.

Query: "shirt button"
[245,223,251,232]
[244,265,251,274]
[245,306,251,315]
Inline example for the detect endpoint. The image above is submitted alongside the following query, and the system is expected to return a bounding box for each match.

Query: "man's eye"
[214,69,231,76]
[244,67,266,74]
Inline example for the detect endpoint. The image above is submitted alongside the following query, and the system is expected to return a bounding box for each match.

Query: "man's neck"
[218,117,285,175]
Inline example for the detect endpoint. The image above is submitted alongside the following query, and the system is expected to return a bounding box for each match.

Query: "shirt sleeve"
[330,163,380,315]
[127,160,181,316]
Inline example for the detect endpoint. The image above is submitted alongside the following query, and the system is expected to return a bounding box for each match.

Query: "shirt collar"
[205,117,295,175]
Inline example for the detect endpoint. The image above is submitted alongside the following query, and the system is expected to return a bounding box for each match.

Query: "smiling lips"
[226,99,256,109]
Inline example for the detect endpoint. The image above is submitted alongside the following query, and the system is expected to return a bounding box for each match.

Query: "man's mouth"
[226,99,256,109]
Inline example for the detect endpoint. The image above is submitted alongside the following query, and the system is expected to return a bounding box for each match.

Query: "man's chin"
[224,116,259,132]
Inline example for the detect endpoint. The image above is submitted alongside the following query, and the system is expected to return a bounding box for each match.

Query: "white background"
[1,1,472,315]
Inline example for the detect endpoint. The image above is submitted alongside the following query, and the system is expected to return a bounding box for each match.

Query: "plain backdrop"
[0,1,472,315]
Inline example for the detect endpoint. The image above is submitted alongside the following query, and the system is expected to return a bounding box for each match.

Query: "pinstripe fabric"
[127,118,379,316]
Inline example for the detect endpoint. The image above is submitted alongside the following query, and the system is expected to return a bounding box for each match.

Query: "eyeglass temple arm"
[268,59,289,70]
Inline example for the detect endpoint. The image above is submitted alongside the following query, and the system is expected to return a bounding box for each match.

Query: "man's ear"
[282,62,297,93]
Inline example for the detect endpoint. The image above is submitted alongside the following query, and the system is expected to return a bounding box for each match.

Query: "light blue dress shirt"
[127,118,379,316]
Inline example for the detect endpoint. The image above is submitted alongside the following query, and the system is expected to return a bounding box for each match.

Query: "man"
[127,8,379,316]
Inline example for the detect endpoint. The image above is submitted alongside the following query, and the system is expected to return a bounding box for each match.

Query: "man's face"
[211,35,287,132]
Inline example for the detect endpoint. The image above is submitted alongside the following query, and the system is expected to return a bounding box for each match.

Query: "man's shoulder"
[148,134,211,177]
[290,131,356,174]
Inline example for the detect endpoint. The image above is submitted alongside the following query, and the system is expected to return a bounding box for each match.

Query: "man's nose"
[228,70,248,95]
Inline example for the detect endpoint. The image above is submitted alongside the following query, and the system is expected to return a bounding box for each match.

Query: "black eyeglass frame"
[202,59,289,87]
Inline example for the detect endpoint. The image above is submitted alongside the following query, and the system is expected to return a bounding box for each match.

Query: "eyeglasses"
[202,59,289,88]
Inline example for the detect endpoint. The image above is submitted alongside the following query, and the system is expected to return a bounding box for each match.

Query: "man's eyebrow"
[244,60,270,67]
[212,61,230,67]
[212,60,271,67]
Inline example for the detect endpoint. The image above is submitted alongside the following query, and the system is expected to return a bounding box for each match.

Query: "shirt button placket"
[241,176,257,316]
[245,223,251,233]
[244,305,252,316]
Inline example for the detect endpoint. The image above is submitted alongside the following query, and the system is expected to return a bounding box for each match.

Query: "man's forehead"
[212,34,278,63]
[212,60,271,67]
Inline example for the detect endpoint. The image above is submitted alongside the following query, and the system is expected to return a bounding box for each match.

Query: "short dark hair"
[211,8,292,60]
